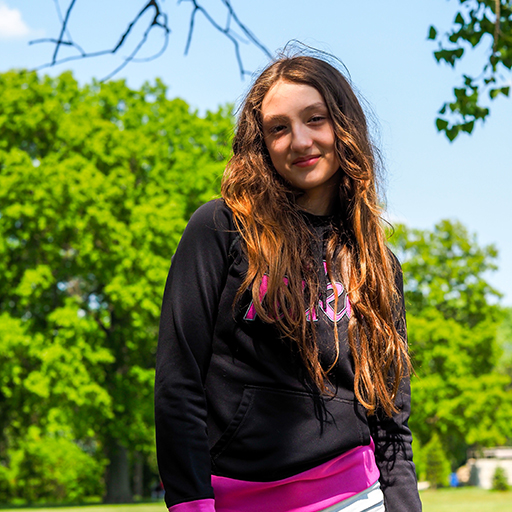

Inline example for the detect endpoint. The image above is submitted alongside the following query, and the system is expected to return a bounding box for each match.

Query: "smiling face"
[261,80,340,215]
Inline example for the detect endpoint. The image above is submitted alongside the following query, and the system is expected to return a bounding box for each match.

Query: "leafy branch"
[429,0,512,141]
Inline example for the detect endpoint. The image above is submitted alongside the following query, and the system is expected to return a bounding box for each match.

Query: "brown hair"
[221,55,410,416]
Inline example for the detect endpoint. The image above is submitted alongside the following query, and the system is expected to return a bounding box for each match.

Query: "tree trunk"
[133,450,144,498]
[104,441,133,503]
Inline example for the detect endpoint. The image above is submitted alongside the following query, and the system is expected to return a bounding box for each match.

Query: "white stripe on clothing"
[319,481,385,512]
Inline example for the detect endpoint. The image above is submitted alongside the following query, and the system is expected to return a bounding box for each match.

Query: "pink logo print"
[244,275,289,321]
[318,281,351,322]
[244,263,351,323]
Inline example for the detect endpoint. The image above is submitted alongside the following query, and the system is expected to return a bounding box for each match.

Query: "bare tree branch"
[182,0,271,78]
[110,0,169,54]
[101,7,170,82]
[220,0,272,59]
[53,0,77,50]
[30,38,87,59]
[30,0,170,81]
[30,0,270,82]
[493,0,501,55]
[52,0,77,64]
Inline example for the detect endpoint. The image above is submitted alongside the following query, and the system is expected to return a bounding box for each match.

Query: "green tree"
[429,0,512,140]
[497,307,512,375]
[391,220,501,327]
[0,70,233,502]
[9,427,106,503]
[424,432,451,488]
[492,465,510,490]
[389,221,512,468]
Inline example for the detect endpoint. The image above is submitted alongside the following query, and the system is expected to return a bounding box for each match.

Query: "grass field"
[420,487,512,512]
[0,505,164,512]
[2,489,512,512]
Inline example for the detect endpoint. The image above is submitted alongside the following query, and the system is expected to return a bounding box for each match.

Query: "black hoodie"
[155,199,422,511]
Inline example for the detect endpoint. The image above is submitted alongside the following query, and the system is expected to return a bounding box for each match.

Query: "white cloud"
[0,2,31,39]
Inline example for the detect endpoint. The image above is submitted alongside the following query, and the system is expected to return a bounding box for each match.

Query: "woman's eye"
[310,115,326,123]
[270,125,286,134]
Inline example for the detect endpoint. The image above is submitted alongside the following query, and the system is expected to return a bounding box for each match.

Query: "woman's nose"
[290,124,313,152]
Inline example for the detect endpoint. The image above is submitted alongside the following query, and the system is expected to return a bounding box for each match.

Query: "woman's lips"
[292,155,320,167]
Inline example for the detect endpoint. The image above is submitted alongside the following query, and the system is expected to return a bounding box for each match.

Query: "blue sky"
[2,0,511,304]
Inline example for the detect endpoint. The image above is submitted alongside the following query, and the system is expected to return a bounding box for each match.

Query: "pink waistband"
[212,442,379,512]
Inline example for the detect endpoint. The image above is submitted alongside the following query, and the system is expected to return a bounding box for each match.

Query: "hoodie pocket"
[210,386,256,461]
[210,385,370,481]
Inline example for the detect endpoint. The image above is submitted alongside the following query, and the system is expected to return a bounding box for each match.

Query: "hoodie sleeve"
[368,259,423,512]
[155,200,233,511]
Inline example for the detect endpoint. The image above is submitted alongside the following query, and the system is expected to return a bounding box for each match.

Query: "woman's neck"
[296,186,338,216]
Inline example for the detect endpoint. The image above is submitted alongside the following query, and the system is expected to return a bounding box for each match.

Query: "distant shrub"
[424,432,451,488]
[12,435,106,503]
[492,466,510,491]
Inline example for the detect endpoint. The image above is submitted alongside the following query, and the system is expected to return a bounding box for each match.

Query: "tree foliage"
[3,428,106,503]
[0,69,233,502]
[492,465,510,490]
[497,307,512,374]
[424,432,451,488]
[391,220,501,326]
[390,221,512,468]
[429,0,512,140]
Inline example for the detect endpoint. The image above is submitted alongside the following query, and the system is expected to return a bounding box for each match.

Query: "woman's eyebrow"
[262,114,288,124]
[263,102,328,123]
[302,102,327,112]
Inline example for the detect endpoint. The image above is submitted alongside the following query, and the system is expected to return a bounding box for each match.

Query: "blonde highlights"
[222,55,410,416]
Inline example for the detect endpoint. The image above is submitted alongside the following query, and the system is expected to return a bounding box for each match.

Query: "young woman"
[155,55,422,512]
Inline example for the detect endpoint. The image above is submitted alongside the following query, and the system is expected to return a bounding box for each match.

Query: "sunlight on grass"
[421,487,512,512]
[0,504,165,512]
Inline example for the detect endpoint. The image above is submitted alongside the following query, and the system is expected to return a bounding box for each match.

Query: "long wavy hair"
[221,55,410,416]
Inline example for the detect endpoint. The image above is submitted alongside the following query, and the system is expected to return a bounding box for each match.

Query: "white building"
[468,447,512,489]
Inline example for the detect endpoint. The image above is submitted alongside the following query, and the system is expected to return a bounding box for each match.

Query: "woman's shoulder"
[187,198,234,231]
[385,247,402,270]
[181,198,237,251]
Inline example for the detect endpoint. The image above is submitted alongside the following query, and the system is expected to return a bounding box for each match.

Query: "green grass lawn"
[421,487,512,512]
[0,504,165,512]
[2,489,512,512]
